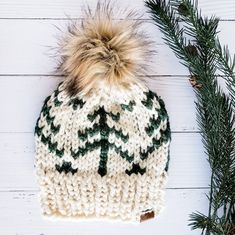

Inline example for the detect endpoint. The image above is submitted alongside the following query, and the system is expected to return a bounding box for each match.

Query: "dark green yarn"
[51,122,61,135]
[145,115,162,136]
[71,106,134,176]
[35,85,63,133]
[145,100,169,136]
[53,82,63,96]
[141,89,171,171]
[141,90,167,112]
[163,120,171,172]
[55,148,65,158]
[36,85,171,176]
[77,123,100,140]
[53,84,63,107]
[109,112,120,121]
[54,96,63,107]
[164,148,170,172]
[41,133,49,145]
[71,140,134,163]
[79,106,111,176]
[55,161,78,174]
[77,131,88,141]
[113,145,134,163]
[110,127,129,143]
[162,121,171,142]
[34,96,51,135]
[157,96,169,120]
[125,163,146,175]
[121,101,136,112]
[141,90,156,109]
[87,108,102,122]
[68,97,85,110]
[34,82,64,136]
[158,107,168,119]
[34,85,64,158]
[98,139,109,176]
[35,123,63,158]
[87,107,120,123]
[46,114,55,125]
[71,140,101,158]
[37,132,65,157]
[140,119,171,160]
[34,123,42,136]
[78,124,129,142]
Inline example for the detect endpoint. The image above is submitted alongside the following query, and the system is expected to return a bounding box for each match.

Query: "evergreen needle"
[145,0,235,234]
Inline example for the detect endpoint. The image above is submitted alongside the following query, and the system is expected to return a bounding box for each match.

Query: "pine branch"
[214,40,235,106]
[144,0,195,69]
[170,0,235,107]
[145,1,235,234]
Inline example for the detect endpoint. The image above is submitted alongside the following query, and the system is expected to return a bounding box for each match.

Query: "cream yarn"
[34,2,171,222]
[35,82,170,222]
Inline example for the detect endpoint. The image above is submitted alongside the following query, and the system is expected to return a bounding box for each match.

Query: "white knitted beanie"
[34,2,171,222]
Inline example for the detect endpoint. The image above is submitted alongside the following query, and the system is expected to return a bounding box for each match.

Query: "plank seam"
[0,131,201,134]
[0,18,233,21]
[0,187,210,192]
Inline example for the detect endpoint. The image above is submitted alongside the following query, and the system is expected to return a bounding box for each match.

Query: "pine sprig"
[145,0,187,60]
[171,0,235,107]
[215,40,235,105]
[145,0,201,72]
[145,0,235,234]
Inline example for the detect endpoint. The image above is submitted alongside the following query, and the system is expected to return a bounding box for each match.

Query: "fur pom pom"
[57,1,153,96]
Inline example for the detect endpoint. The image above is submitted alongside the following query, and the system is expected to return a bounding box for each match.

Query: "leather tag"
[140,210,155,222]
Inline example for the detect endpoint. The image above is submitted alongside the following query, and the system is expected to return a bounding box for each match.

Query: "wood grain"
[0,0,234,19]
[0,132,210,190]
[0,0,229,233]
[0,20,234,76]
[0,75,197,132]
[0,189,208,235]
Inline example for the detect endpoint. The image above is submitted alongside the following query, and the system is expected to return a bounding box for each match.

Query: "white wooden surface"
[0,0,233,234]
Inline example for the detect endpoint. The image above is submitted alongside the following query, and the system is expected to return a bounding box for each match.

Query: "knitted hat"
[34,2,171,222]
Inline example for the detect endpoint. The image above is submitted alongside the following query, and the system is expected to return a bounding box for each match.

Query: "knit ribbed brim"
[37,165,167,222]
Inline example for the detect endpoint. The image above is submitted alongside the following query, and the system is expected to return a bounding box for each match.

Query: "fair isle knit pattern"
[34,2,171,222]
[35,81,171,222]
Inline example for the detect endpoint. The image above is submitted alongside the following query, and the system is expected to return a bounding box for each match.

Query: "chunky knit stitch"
[34,2,171,222]
[35,82,170,221]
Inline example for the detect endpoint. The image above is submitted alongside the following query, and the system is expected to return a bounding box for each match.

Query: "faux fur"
[57,1,153,96]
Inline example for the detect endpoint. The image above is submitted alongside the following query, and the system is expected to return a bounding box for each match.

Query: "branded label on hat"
[140,209,155,222]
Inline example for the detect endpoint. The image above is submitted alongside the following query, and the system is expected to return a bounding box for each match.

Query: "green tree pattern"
[71,106,134,176]
[35,85,171,176]
[141,90,171,171]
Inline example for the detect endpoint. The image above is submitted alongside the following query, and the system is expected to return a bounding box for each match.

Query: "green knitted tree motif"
[140,90,171,171]
[55,161,78,174]
[71,106,134,177]
[35,84,86,159]
[35,84,63,137]
[35,92,65,157]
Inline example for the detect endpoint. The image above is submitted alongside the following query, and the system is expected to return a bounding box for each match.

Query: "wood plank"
[0,0,234,20]
[0,20,234,76]
[0,19,187,76]
[0,189,209,235]
[0,75,197,132]
[0,132,210,190]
